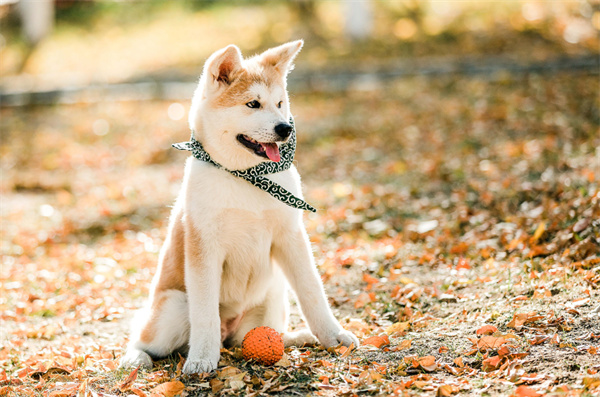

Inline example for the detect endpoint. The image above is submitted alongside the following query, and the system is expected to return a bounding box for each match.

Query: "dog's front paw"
[318,328,360,349]
[120,348,153,370]
[183,357,218,374]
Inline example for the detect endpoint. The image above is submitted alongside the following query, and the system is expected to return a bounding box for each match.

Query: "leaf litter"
[1,13,599,397]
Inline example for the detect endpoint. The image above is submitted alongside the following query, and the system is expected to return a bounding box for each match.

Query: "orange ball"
[241,326,284,366]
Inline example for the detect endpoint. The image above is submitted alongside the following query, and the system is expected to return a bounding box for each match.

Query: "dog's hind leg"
[121,203,190,369]
[121,289,190,369]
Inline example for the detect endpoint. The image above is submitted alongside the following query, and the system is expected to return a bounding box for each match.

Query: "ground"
[1,2,599,396]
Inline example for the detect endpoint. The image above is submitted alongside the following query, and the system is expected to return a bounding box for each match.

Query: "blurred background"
[0,0,599,366]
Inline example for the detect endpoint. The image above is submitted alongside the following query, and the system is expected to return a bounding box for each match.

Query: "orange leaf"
[130,388,149,397]
[418,356,437,372]
[514,385,542,397]
[386,322,410,336]
[150,381,185,397]
[507,312,538,330]
[398,339,412,350]
[437,384,459,396]
[478,336,507,350]
[118,365,140,392]
[482,356,501,371]
[363,335,390,349]
[339,342,355,358]
[354,293,371,309]
[476,325,498,335]
[498,346,511,357]
[362,273,379,285]
[48,383,79,397]
[530,222,546,243]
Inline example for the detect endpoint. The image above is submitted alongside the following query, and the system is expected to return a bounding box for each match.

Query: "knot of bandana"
[172,120,317,213]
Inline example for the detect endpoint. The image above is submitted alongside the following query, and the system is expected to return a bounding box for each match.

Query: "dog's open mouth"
[237,135,281,162]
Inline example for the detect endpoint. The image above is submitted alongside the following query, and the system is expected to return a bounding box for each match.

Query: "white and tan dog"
[121,40,358,374]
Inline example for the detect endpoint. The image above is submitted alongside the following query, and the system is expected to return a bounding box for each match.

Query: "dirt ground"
[1,66,599,396]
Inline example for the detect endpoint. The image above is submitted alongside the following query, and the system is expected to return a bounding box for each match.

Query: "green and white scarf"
[172,121,317,213]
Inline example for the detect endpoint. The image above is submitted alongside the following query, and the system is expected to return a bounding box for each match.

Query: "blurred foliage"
[0,0,598,85]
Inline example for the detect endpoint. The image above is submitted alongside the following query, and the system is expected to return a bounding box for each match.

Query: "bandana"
[172,121,317,213]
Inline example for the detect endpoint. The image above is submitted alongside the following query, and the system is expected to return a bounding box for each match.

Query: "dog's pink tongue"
[263,143,280,162]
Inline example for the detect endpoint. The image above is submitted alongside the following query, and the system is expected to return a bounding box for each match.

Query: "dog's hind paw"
[120,349,153,370]
[182,358,218,374]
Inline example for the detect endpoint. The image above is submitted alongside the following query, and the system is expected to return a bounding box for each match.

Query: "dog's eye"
[277,101,283,109]
[246,100,261,109]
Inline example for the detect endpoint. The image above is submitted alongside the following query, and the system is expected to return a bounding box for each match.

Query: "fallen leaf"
[363,334,390,349]
[583,377,600,389]
[476,325,498,335]
[530,222,546,243]
[507,312,538,330]
[454,357,464,367]
[395,339,412,351]
[478,336,507,350]
[418,356,438,372]
[130,388,149,397]
[514,385,542,397]
[118,365,139,392]
[386,322,410,336]
[437,384,459,396]
[339,342,355,358]
[482,356,502,371]
[150,381,185,397]
[47,383,79,397]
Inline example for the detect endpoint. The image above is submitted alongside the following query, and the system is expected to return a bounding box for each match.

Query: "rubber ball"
[241,326,284,366]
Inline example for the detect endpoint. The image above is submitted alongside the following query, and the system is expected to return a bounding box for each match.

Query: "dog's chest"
[184,159,299,307]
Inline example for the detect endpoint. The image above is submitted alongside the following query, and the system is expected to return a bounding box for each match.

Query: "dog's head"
[189,40,303,170]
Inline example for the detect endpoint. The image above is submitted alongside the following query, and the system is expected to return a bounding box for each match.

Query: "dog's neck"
[172,122,317,213]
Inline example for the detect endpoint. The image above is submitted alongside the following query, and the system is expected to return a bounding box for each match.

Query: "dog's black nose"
[274,123,293,139]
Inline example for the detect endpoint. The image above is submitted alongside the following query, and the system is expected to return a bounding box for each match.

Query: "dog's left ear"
[259,40,303,75]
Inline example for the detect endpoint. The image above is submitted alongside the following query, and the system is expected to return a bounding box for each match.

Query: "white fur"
[121,41,358,374]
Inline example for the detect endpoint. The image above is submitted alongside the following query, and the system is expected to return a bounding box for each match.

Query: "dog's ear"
[259,40,303,75]
[205,44,243,86]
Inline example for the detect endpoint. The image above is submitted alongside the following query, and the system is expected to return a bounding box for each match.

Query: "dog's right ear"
[205,45,243,87]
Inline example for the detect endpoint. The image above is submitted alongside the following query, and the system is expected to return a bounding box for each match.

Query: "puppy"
[121,40,358,374]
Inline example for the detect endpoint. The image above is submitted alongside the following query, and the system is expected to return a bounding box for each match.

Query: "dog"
[120,40,358,374]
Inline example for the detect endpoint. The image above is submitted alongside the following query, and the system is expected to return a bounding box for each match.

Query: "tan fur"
[153,211,186,293]
[139,293,167,344]
[213,67,278,108]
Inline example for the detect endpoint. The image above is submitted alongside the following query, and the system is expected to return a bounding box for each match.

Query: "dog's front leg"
[182,222,223,374]
[273,227,359,349]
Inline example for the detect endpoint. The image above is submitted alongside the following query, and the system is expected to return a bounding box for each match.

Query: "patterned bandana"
[172,121,317,213]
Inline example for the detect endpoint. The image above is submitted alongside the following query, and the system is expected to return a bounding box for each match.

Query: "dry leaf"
[476,325,498,335]
[437,384,459,396]
[418,356,437,372]
[386,322,410,336]
[118,365,139,392]
[507,312,538,330]
[130,388,149,397]
[363,335,390,349]
[582,377,600,389]
[530,222,546,243]
[514,385,542,396]
[397,339,412,350]
[478,336,507,350]
[150,381,185,397]
[482,356,501,371]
